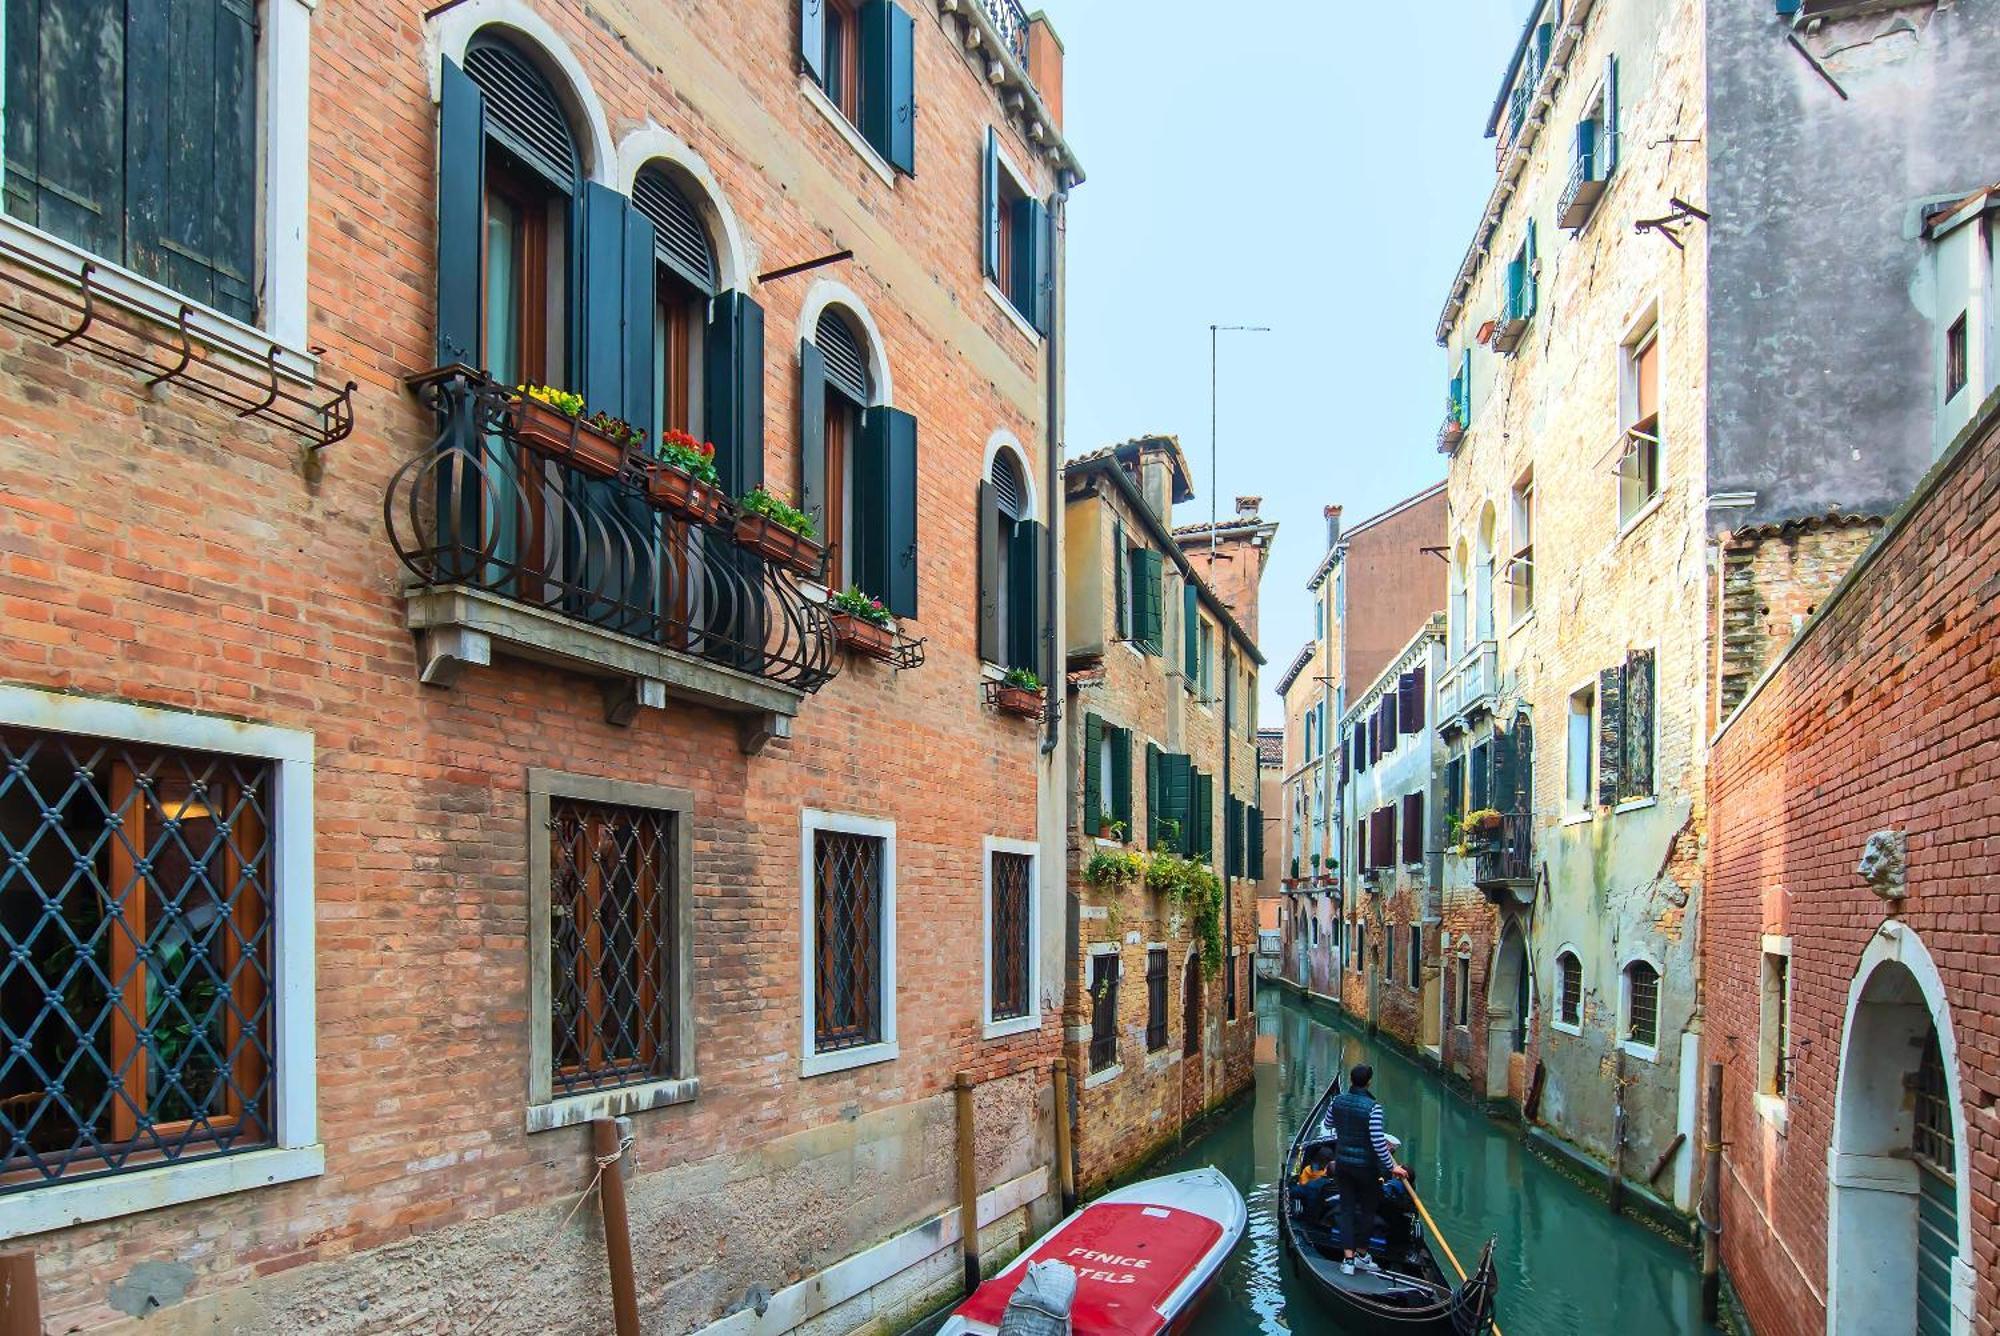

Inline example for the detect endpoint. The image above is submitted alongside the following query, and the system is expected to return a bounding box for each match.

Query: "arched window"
[799,297,919,617]
[1555,949,1582,1027]
[979,443,1045,673]
[1475,504,1497,644]
[632,164,718,444]
[1623,960,1660,1049]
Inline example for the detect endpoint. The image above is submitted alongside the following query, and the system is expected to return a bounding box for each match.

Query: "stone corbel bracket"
[932,0,1085,182]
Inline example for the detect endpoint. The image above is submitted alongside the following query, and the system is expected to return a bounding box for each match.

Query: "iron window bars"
[0,232,355,450]
[0,727,275,1194]
[1912,1029,1954,1175]
[1626,962,1661,1049]
[989,852,1032,1023]
[1145,949,1168,1052]
[391,367,838,693]
[813,830,884,1053]
[549,798,674,1096]
[1558,953,1582,1027]
[1087,954,1119,1073]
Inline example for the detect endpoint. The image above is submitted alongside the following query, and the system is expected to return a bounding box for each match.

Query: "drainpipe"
[1223,641,1234,992]
[1040,171,1073,754]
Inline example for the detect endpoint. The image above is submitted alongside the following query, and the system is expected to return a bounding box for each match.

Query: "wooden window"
[979,448,1045,673]
[1401,792,1425,864]
[988,851,1032,1024]
[1385,926,1397,983]
[549,800,675,1094]
[1510,471,1535,621]
[822,0,864,123]
[1088,953,1120,1073]
[1597,649,1656,805]
[1408,924,1422,988]
[1557,951,1582,1027]
[1567,685,1595,811]
[1624,961,1660,1049]
[1181,952,1202,1057]
[812,829,886,1052]
[1619,322,1662,524]
[1354,925,1366,975]
[1145,949,1169,1052]
[0,729,274,1190]
[1946,313,1969,402]
[4,0,258,321]
[1455,956,1471,1026]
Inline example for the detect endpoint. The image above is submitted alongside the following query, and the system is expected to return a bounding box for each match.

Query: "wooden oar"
[1403,1181,1504,1336]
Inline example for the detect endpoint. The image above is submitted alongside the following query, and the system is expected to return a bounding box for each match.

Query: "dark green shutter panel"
[1493,726,1519,814]
[1111,728,1133,833]
[977,480,1003,663]
[435,58,487,367]
[1165,754,1192,855]
[633,167,718,296]
[800,0,827,83]
[1008,519,1042,673]
[858,408,920,618]
[1026,197,1052,335]
[706,291,766,498]
[1193,771,1214,864]
[1250,805,1265,879]
[1135,549,1164,654]
[861,0,916,176]
[1145,743,1162,850]
[1604,54,1620,176]
[982,127,1001,280]
[621,205,657,434]
[1224,797,1239,878]
[580,182,633,415]
[1009,196,1035,312]
[1598,663,1626,807]
[800,340,828,529]
[1183,580,1199,688]
[1083,714,1103,829]
[1526,220,1540,318]
[1625,649,1655,799]
[6,0,124,264]
[1112,520,1128,640]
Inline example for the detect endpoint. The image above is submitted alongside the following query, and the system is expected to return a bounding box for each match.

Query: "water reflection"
[1147,992,1714,1335]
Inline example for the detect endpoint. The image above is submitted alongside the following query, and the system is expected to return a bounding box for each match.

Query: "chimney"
[1235,496,1262,520]
[1136,443,1173,523]
[1025,14,1065,131]
[1324,504,1343,549]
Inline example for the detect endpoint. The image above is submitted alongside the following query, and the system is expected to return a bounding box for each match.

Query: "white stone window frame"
[1082,942,1124,1088]
[1507,467,1536,631]
[0,0,319,382]
[981,836,1041,1040]
[983,134,1044,344]
[800,808,900,1077]
[799,75,897,189]
[1614,297,1667,538]
[1617,951,1663,1064]
[524,770,698,1134]
[0,685,320,1243]
[1563,675,1597,823]
[1551,942,1585,1037]
[1755,933,1794,1131]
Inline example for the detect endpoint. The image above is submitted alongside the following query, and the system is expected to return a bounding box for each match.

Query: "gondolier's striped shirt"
[1366,1103,1393,1172]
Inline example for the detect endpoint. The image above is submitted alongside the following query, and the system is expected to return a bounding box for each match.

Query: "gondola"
[1279,1076,1499,1335]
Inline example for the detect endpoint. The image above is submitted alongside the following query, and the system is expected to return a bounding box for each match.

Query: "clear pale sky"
[1057,2,1531,717]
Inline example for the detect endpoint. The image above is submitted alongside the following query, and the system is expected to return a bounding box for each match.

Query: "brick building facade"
[1060,438,1264,1192]
[0,1,1082,1330]
[1706,394,1999,1336]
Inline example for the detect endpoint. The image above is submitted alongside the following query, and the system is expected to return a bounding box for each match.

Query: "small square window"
[1759,945,1792,1099]
[1945,313,1969,402]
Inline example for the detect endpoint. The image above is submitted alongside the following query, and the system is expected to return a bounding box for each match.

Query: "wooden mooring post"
[1,1253,40,1336]
[591,1119,641,1336]
[1700,1062,1723,1325]
[1608,1050,1627,1215]
[956,1071,981,1293]
[1053,1056,1077,1213]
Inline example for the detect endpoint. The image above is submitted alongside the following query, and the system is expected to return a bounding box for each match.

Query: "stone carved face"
[1857,829,1907,900]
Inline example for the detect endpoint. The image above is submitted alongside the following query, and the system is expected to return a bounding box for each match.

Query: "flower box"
[733,512,824,577]
[829,611,897,658]
[645,461,728,525]
[513,397,627,479]
[992,683,1042,718]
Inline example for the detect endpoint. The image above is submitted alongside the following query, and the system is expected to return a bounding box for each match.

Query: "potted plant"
[1467,807,1504,834]
[645,429,728,525]
[992,667,1043,717]
[733,488,824,576]
[1094,811,1127,842]
[826,586,896,656]
[1083,847,1144,888]
[512,385,629,479]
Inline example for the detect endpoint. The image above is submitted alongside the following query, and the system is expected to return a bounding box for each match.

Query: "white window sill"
[525,1077,700,1133]
[1561,810,1595,827]
[1613,796,1658,815]
[983,1013,1041,1041]
[799,75,896,188]
[1084,1062,1124,1090]
[801,1040,900,1078]
[0,214,318,384]
[1508,611,1535,637]
[1618,1040,1660,1065]
[1616,491,1666,542]
[1552,1019,1583,1038]
[983,278,1043,344]
[1754,1092,1790,1135]
[0,1144,325,1243]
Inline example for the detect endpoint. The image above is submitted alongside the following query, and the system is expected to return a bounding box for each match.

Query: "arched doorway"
[1829,925,1973,1335]
[1486,922,1527,1099]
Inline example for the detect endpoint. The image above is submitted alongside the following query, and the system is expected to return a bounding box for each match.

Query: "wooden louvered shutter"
[5,1,122,264]
[1604,55,1620,176]
[1526,219,1540,318]
[1135,549,1164,653]
[1183,581,1199,689]
[800,340,828,530]
[817,310,870,403]
[977,480,1003,663]
[1146,743,1162,850]
[1493,726,1519,815]
[633,168,717,295]
[1410,665,1427,731]
[1165,754,1192,856]
[1624,649,1655,799]
[1110,729,1133,833]
[1397,673,1418,732]
[1083,714,1103,829]
[861,0,916,176]
[1598,662,1626,807]
[1112,520,1128,639]
[859,408,920,619]
[435,58,486,367]
[464,39,579,192]
[1402,793,1423,864]
[1250,804,1265,879]
[1026,198,1052,335]
[706,292,765,497]
[1009,519,1043,674]
[982,128,1001,280]
[1193,771,1214,863]
[800,0,827,84]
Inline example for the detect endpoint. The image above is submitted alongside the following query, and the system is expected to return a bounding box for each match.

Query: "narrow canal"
[1149,990,1717,1335]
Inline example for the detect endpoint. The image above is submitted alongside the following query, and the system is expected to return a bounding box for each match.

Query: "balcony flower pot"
[993,683,1042,717]
[829,611,897,657]
[513,393,627,479]
[645,461,728,525]
[733,510,824,578]
[1469,809,1504,833]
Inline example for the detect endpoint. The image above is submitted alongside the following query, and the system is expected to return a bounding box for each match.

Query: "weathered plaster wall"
[1706,0,2000,523]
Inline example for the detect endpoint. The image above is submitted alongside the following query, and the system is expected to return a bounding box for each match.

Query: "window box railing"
[1475,811,1535,900]
[829,608,927,669]
[1492,260,1535,354]
[732,511,825,579]
[1439,376,1469,450]
[389,365,839,707]
[986,676,1044,719]
[1558,130,1607,231]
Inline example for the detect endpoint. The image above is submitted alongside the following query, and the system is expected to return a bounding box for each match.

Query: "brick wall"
[0,0,1071,1328]
[1707,398,2000,1336]
[1717,515,1883,726]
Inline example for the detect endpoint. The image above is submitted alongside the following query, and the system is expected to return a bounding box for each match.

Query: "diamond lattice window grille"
[989,853,1031,1023]
[813,831,883,1052]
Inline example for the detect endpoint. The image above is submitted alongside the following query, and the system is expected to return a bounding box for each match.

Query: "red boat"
[940,1167,1246,1335]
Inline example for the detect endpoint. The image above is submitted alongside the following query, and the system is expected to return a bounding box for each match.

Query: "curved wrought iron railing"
[979,0,1030,63]
[389,367,837,694]
[1475,811,1535,886]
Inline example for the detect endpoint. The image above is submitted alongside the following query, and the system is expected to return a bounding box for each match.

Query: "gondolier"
[1327,1063,1408,1275]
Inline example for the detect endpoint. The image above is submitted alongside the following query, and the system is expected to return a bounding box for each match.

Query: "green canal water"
[1147,991,1717,1335]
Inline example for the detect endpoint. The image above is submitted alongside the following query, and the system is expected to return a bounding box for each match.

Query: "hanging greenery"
[1143,852,1223,977]
[1084,847,1145,887]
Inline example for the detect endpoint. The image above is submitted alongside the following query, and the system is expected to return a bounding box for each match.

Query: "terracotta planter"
[1474,811,1503,832]
[829,611,897,658]
[733,512,824,577]
[513,398,626,479]
[993,683,1042,718]
[645,462,728,525]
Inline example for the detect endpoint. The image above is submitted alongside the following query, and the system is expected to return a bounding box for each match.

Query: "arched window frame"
[1618,954,1662,1059]
[1552,944,1583,1035]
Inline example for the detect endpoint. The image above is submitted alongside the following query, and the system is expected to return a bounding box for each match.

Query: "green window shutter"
[1604,54,1620,176]
[705,292,766,498]
[1250,805,1265,880]
[1193,771,1214,864]
[1165,754,1192,855]
[1625,648,1656,799]
[800,0,828,83]
[1183,581,1199,688]
[982,127,1001,280]
[800,341,828,531]
[1009,519,1044,675]
[1025,197,1052,335]
[1112,521,1129,640]
[1135,549,1164,654]
[977,481,1003,663]
[1083,714,1103,829]
[1598,662,1626,807]
[1110,728,1134,833]
[861,0,916,176]
[1526,219,1540,318]
[435,58,487,367]
[1146,743,1162,850]
[6,1,123,265]
[858,408,920,619]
